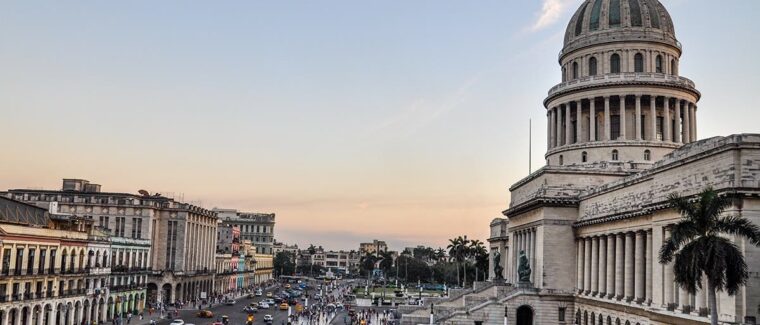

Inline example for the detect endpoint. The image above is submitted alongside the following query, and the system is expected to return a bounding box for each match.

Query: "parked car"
[258,302,270,309]
[263,314,273,323]
[255,289,263,296]
[169,320,185,325]
[266,291,273,298]
[224,299,235,305]
[264,298,275,305]
[243,305,258,313]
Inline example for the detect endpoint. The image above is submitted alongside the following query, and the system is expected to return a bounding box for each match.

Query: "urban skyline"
[2,1,760,251]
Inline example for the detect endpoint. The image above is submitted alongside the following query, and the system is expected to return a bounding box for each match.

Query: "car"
[273,297,284,304]
[284,284,291,289]
[169,320,185,325]
[255,289,263,296]
[243,305,258,313]
[264,298,275,305]
[263,314,273,323]
[258,302,270,309]
[279,303,289,310]
[196,310,213,318]
[266,291,273,298]
[288,298,298,305]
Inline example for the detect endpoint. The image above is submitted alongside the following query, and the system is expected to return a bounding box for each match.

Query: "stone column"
[635,95,642,140]
[557,106,563,147]
[650,96,657,141]
[606,233,616,299]
[663,228,674,307]
[549,111,554,148]
[589,98,596,141]
[591,236,599,295]
[604,97,611,141]
[635,231,645,303]
[683,102,691,143]
[619,96,626,140]
[615,233,624,300]
[625,232,635,302]
[690,104,697,141]
[598,235,607,297]
[584,237,592,294]
[566,103,573,145]
[663,98,671,142]
[577,239,584,292]
[576,100,583,143]
[674,100,682,143]
[695,277,707,313]
[679,287,690,311]
[646,229,653,304]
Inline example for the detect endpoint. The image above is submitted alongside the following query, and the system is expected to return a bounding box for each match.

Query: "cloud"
[531,0,576,31]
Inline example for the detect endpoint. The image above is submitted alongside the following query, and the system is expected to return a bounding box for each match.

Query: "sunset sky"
[1,1,759,251]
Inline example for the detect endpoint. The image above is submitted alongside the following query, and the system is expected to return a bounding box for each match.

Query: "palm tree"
[659,187,760,325]
[469,239,487,282]
[447,237,462,286]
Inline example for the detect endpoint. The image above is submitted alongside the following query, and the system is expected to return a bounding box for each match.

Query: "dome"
[562,0,678,56]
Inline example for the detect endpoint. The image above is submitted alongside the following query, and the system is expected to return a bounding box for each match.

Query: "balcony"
[111,265,149,274]
[546,73,698,99]
[110,284,143,293]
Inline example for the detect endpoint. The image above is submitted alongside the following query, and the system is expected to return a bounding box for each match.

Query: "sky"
[1,1,759,251]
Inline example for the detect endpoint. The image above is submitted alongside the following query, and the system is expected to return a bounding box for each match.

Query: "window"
[15,248,24,275]
[589,57,597,76]
[115,217,125,237]
[589,0,603,30]
[562,67,567,82]
[608,0,621,27]
[559,155,564,166]
[610,54,621,73]
[99,216,109,228]
[611,115,621,139]
[572,62,579,79]
[1,248,10,275]
[558,307,566,321]
[27,248,35,274]
[640,115,647,139]
[628,0,642,26]
[656,55,663,73]
[49,249,56,274]
[644,150,651,161]
[656,116,664,140]
[132,218,143,239]
[634,53,644,72]
[39,249,46,274]
[611,150,619,161]
[582,151,588,163]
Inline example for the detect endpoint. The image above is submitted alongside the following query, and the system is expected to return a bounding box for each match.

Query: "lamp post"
[504,306,508,325]
[429,303,434,325]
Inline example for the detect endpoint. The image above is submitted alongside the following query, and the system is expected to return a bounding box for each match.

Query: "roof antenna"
[528,118,532,174]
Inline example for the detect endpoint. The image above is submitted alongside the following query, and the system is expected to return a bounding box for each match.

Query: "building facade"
[214,209,275,255]
[402,1,760,324]
[359,240,388,255]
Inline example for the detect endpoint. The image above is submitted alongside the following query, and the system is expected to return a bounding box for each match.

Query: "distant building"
[272,241,299,256]
[214,209,275,255]
[359,240,387,255]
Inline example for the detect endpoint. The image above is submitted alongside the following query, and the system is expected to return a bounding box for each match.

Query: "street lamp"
[429,303,434,325]
[504,306,508,325]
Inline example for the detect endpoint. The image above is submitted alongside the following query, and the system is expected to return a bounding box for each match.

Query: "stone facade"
[214,209,275,255]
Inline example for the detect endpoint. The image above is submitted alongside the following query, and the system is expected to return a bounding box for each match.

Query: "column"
[695,277,707,313]
[634,231,645,303]
[674,99,682,143]
[679,287,690,311]
[650,96,657,141]
[591,236,599,295]
[663,228,674,306]
[576,100,583,143]
[604,97,611,141]
[683,102,691,143]
[557,107,563,147]
[624,232,635,301]
[584,237,592,294]
[690,104,697,141]
[663,98,671,142]
[635,95,642,140]
[598,235,607,297]
[589,98,596,141]
[646,229,653,304]
[619,96,626,140]
[565,103,572,145]
[615,233,624,300]
[549,111,554,148]
[577,239,584,292]
[606,234,616,299]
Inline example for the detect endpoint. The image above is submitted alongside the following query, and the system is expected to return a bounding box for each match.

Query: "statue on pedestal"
[492,251,504,281]
[517,250,531,283]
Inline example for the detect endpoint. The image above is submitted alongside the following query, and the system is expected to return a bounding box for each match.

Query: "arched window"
[589,57,598,76]
[644,150,651,161]
[612,149,619,161]
[634,53,644,72]
[559,155,564,165]
[573,62,579,79]
[607,316,612,325]
[610,54,621,73]
[616,319,621,325]
[656,55,663,73]
[582,151,588,163]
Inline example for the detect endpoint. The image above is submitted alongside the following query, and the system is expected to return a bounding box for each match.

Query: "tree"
[307,244,317,255]
[469,240,488,282]
[273,252,296,276]
[447,235,471,287]
[360,252,378,276]
[659,187,760,325]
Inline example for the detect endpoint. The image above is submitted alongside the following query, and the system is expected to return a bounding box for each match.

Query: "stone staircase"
[399,282,507,325]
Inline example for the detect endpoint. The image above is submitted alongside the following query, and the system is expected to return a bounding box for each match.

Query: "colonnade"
[576,228,709,314]
[547,95,697,149]
[511,227,536,283]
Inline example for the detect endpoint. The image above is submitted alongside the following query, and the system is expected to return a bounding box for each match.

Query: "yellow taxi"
[279,303,289,311]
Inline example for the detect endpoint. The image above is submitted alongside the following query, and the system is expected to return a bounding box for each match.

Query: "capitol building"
[401,0,760,324]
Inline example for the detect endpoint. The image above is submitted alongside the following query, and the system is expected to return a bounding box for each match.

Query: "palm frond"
[659,220,699,264]
[667,192,697,221]
[715,215,760,246]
